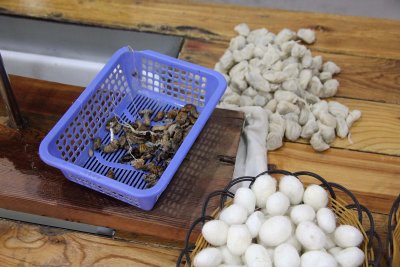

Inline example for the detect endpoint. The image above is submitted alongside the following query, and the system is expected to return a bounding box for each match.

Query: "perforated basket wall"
[177,170,383,267]
[39,47,227,211]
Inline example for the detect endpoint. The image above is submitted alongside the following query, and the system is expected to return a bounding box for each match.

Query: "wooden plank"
[4,75,83,130]
[0,213,391,266]
[180,38,400,104]
[268,142,400,214]
[8,75,84,118]
[0,212,390,266]
[180,38,400,156]
[293,97,400,156]
[1,1,400,59]
[0,76,244,242]
[0,219,179,267]
[328,97,400,155]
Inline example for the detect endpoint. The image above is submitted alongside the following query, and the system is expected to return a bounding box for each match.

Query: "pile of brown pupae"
[89,104,199,188]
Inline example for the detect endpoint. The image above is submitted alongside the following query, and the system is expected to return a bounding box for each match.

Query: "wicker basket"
[177,169,382,267]
[387,194,400,267]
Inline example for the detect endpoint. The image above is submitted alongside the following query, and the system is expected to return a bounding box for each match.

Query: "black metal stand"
[0,53,24,129]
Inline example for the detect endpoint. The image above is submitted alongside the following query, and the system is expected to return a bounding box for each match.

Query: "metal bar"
[0,53,24,129]
[0,208,115,237]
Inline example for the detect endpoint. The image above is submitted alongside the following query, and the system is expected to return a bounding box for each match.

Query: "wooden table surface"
[0,0,399,266]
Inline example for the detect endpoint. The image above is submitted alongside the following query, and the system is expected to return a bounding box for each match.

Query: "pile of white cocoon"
[194,174,365,267]
[216,24,362,152]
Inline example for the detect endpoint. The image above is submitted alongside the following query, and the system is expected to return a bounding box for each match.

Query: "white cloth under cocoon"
[217,105,269,191]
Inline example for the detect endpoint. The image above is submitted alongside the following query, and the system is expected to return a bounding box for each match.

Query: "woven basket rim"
[177,169,382,267]
[387,194,400,267]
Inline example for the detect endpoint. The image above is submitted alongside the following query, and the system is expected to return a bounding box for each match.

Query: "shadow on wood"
[0,75,244,242]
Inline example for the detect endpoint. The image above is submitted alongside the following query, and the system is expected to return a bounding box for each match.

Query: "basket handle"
[201,190,234,218]
[255,169,293,178]
[293,171,336,199]
[176,244,195,267]
[328,182,363,222]
[386,194,400,267]
[368,230,383,267]
[177,170,382,267]
[178,215,214,267]
[220,176,255,208]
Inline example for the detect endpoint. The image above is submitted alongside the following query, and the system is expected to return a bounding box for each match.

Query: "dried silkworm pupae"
[139,109,154,126]
[134,120,150,131]
[180,104,194,113]
[166,109,178,119]
[188,115,197,124]
[95,103,200,188]
[93,137,102,151]
[176,111,188,125]
[118,135,127,147]
[143,173,158,188]
[156,149,171,162]
[139,109,154,117]
[106,169,115,179]
[151,125,168,132]
[146,162,165,176]
[103,140,119,153]
[153,111,165,122]
[131,158,146,170]
[105,116,119,130]
[138,143,154,154]
[119,153,135,163]
[181,104,199,119]
[189,105,199,118]
[150,133,159,143]
[183,125,193,139]
[126,132,146,144]
[172,126,184,144]
[113,123,122,134]
[159,132,170,149]
[141,152,153,160]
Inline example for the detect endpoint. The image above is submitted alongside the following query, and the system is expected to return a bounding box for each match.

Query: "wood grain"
[268,142,400,214]
[329,98,400,155]
[180,38,400,104]
[0,109,243,242]
[2,75,86,130]
[296,97,400,156]
[8,75,84,119]
[7,58,400,158]
[7,52,400,157]
[1,0,400,59]
[0,212,391,267]
[0,1,398,265]
[0,219,179,267]
[0,75,244,242]
[180,39,400,156]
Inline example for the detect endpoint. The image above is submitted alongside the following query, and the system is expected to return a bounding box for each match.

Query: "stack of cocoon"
[216,23,362,152]
[193,175,365,267]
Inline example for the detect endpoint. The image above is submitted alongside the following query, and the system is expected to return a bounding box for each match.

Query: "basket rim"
[387,194,400,266]
[39,46,228,201]
[177,169,382,267]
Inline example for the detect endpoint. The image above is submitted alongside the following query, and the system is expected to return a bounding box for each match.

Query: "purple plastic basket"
[39,47,226,210]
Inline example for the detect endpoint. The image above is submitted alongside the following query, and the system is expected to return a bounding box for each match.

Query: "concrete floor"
[200,0,400,20]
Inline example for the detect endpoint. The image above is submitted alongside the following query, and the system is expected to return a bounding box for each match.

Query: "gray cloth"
[217,106,269,191]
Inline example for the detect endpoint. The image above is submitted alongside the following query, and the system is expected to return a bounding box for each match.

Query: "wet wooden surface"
[0,218,181,266]
[0,0,399,266]
[0,75,244,242]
